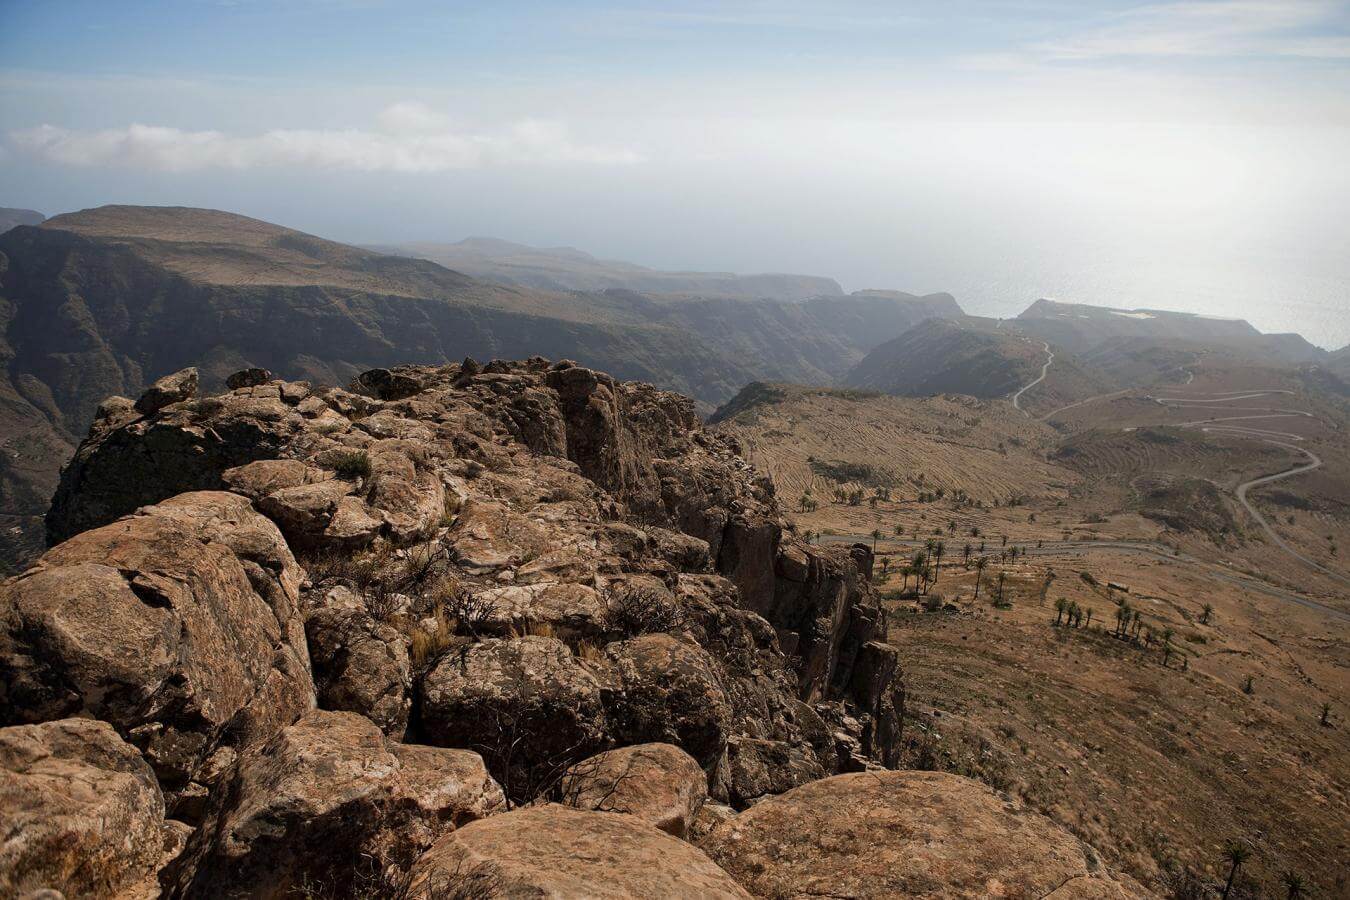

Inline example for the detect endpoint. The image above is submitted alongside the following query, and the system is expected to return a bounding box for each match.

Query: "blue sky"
[2,1,1349,343]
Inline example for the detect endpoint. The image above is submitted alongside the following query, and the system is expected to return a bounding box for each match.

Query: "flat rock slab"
[700,770,1152,899]
[404,803,750,899]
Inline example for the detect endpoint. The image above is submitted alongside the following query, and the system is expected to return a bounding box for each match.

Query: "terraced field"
[714,386,1076,507]
[1053,427,1297,488]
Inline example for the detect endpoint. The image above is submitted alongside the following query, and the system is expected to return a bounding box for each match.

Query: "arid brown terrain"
[715,361,1350,897]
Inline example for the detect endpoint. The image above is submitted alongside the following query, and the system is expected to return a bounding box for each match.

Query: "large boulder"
[419,636,608,803]
[403,804,751,899]
[0,493,314,813]
[135,366,198,416]
[700,770,1149,899]
[0,718,167,898]
[225,367,272,390]
[173,710,504,899]
[604,633,731,769]
[304,587,411,739]
[560,742,708,838]
[46,380,308,543]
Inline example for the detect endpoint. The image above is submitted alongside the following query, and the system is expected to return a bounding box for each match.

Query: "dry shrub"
[603,584,684,638]
[574,641,606,663]
[510,620,556,640]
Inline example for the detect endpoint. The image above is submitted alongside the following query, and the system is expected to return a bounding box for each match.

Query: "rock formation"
[0,357,1142,896]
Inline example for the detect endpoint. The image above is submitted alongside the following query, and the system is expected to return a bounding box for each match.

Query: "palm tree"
[933,540,945,583]
[1161,628,1174,667]
[995,571,1006,605]
[1281,871,1306,899]
[1054,597,1067,625]
[871,528,883,551]
[962,543,973,566]
[1221,840,1251,899]
[1321,702,1332,727]
[973,557,988,599]
[1084,608,1093,628]
[1201,602,1214,625]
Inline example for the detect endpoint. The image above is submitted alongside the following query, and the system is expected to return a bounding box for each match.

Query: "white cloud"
[6,107,642,172]
[1038,0,1350,60]
[376,100,451,135]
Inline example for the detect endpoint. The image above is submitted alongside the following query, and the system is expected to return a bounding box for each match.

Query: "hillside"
[844,316,1111,413]
[379,236,844,300]
[0,208,44,234]
[1330,345,1350,378]
[1017,298,1326,366]
[711,383,1075,509]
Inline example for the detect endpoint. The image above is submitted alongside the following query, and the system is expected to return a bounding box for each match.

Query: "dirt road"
[1011,341,1052,417]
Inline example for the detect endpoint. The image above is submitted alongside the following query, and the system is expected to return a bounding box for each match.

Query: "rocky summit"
[2,357,1139,897]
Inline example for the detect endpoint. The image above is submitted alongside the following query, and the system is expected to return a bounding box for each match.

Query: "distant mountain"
[844,316,1112,414]
[1329,345,1350,378]
[378,236,845,300]
[0,205,960,570]
[0,208,44,234]
[1016,299,1325,366]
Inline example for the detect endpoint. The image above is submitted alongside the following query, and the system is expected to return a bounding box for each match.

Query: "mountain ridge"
[0,204,963,571]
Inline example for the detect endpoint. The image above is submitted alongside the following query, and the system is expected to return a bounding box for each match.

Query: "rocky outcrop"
[43,361,900,785]
[0,718,169,898]
[700,770,1150,899]
[403,804,751,899]
[0,491,314,817]
[560,742,708,838]
[7,357,915,893]
[170,710,503,899]
[135,367,199,416]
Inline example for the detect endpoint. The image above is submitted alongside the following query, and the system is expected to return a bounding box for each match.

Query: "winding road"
[1011,342,1053,417]
[927,372,1346,603]
[1145,387,1345,588]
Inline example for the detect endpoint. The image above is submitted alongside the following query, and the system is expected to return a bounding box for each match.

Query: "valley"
[712,350,1350,896]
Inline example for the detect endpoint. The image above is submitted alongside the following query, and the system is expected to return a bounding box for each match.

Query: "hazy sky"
[2,1,1349,346]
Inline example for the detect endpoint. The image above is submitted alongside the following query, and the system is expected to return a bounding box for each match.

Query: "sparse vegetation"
[330,449,372,480]
[603,584,685,638]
